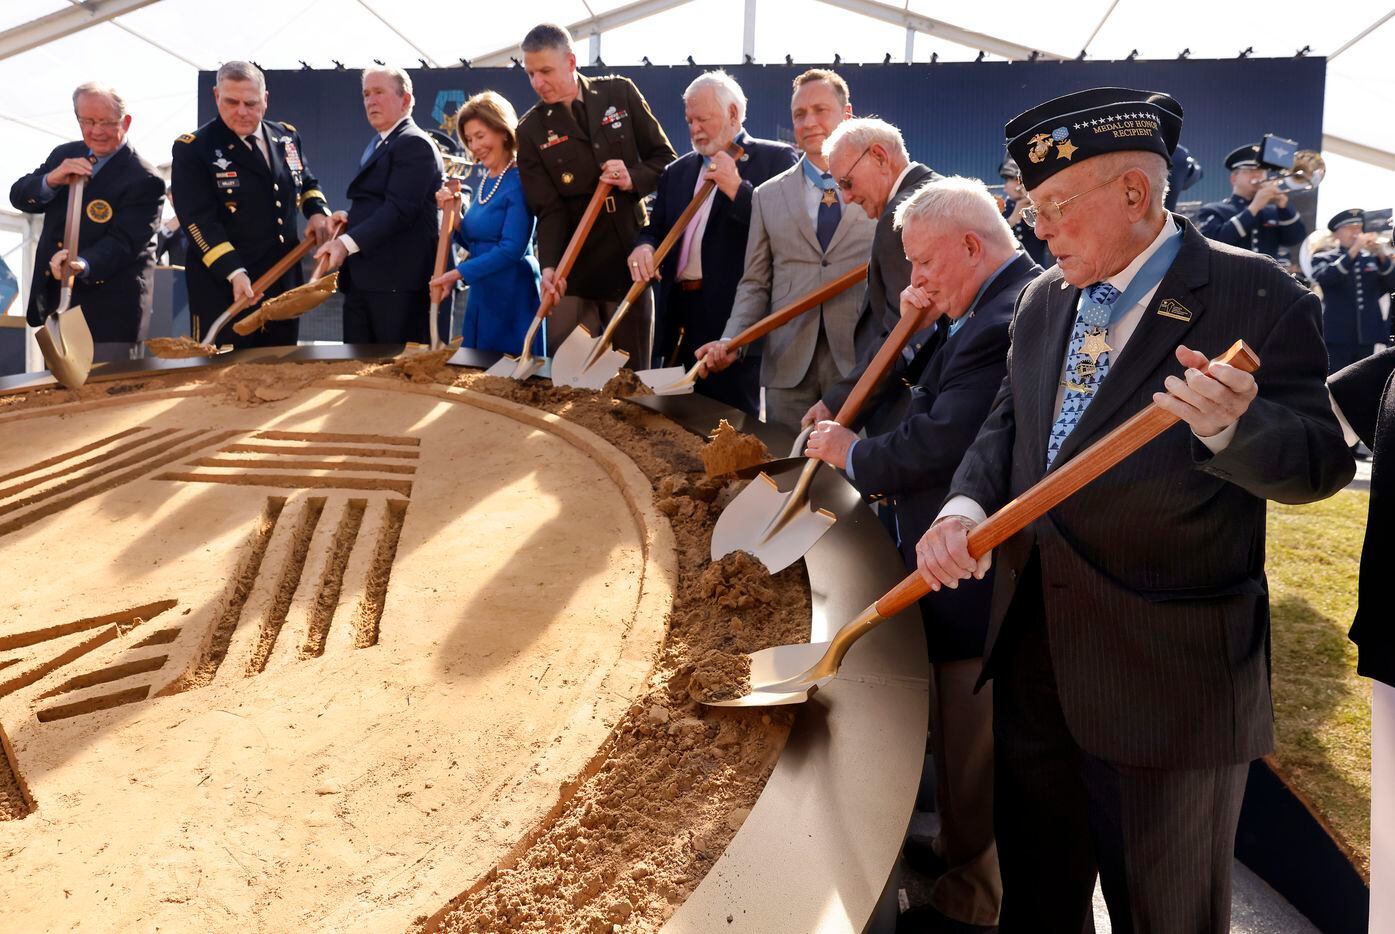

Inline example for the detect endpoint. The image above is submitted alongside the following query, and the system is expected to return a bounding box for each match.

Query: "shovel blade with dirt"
[36,171,96,388]
[704,340,1263,707]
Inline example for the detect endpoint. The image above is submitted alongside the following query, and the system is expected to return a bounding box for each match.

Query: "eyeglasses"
[836,147,872,191]
[77,118,122,131]
[1022,173,1124,228]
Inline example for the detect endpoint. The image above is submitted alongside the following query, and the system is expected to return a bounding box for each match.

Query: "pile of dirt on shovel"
[424,373,811,934]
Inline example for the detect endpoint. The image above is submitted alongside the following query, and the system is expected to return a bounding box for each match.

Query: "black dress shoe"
[897,902,998,934]
[902,833,948,878]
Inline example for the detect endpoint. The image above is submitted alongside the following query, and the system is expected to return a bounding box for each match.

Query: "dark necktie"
[570,99,587,134]
[816,174,841,251]
[244,134,267,167]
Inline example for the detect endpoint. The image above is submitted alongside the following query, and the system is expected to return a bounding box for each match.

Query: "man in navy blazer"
[807,177,1039,931]
[316,67,444,345]
[628,70,795,413]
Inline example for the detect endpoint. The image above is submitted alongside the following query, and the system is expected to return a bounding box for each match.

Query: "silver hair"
[684,69,746,127]
[72,82,126,118]
[823,116,907,164]
[893,175,1017,251]
[362,65,413,98]
[216,60,266,93]
[1074,151,1171,208]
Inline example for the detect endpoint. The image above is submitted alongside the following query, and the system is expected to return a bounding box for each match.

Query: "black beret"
[1327,208,1365,232]
[1004,87,1182,189]
[1224,144,1262,170]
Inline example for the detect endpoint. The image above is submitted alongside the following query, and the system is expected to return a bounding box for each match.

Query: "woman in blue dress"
[429,91,543,356]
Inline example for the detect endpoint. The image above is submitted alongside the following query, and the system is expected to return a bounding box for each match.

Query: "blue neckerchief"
[1077,224,1183,328]
[801,156,838,191]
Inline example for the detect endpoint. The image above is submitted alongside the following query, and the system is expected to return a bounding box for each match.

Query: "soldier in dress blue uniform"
[1196,142,1307,259]
[1312,208,1395,373]
[171,61,332,349]
[999,158,1051,267]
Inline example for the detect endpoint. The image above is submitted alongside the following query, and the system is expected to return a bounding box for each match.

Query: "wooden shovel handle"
[310,217,347,280]
[832,302,937,426]
[432,178,461,281]
[727,263,868,352]
[224,234,320,318]
[536,180,613,318]
[872,339,1262,619]
[60,174,87,289]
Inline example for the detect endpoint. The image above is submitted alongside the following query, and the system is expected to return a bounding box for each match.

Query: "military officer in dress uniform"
[10,82,164,363]
[1197,142,1307,259]
[1312,208,1395,373]
[171,60,332,349]
[999,157,1051,267]
[515,22,677,365]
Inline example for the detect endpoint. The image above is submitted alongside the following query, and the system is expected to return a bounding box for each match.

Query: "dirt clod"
[700,420,769,479]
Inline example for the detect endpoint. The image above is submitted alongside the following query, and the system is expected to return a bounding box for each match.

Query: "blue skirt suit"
[454,164,543,355]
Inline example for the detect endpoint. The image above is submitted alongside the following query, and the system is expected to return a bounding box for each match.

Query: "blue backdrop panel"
[195,57,1325,215]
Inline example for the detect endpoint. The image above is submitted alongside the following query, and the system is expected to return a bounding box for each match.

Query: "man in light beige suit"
[695,69,875,427]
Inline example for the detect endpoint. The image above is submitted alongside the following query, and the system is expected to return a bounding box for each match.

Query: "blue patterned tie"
[816,173,841,251]
[1046,282,1120,468]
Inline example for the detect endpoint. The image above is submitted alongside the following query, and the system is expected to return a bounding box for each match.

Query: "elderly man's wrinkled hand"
[1152,344,1257,440]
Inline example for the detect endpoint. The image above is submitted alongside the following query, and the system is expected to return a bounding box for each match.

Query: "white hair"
[362,66,413,98]
[822,116,907,164]
[893,175,1017,251]
[1081,151,1171,209]
[684,70,746,127]
[216,60,266,94]
[72,82,126,118]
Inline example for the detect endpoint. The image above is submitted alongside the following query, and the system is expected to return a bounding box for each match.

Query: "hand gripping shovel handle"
[204,234,321,344]
[870,339,1263,622]
[312,217,348,280]
[429,181,463,348]
[57,173,88,304]
[726,263,868,353]
[592,144,746,351]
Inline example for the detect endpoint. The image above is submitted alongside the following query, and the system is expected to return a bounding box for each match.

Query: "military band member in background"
[1197,142,1307,260]
[999,158,1051,268]
[314,66,444,345]
[1312,208,1395,374]
[171,60,332,349]
[627,70,795,414]
[515,23,677,366]
[11,82,163,362]
[695,69,875,428]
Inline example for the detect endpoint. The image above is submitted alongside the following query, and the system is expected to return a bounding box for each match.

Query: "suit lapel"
[218,120,266,178]
[355,120,407,180]
[1050,218,1212,467]
[1030,273,1081,472]
[780,162,824,255]
[265,124,286,182]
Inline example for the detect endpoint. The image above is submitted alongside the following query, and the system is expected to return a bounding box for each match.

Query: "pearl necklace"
[476,158,515,205]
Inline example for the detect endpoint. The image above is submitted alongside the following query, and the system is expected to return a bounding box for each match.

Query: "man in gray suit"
[694,69,874,428]
[916,87,1354,932]
[802,117,940,433]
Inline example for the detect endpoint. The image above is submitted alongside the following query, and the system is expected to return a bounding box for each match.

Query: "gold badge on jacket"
[1156,298,1192,322]
[561,172,574,185]
[85,199,113,223]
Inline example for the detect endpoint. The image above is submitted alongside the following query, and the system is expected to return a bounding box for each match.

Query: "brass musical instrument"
[1267,149,1325,192]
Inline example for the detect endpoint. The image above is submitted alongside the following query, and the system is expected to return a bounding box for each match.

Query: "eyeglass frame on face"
[77,117,123,131]
[835,146,873,191]
[1021,172,1124,228]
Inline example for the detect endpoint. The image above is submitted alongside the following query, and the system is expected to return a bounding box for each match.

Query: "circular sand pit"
[0,370,682,931]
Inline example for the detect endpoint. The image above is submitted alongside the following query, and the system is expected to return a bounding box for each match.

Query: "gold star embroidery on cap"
[1055,139,1078,161]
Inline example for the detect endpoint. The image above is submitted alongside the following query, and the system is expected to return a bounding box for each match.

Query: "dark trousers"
[663,286,760,416]
[991,555,1249,933]
[342,289,441,345]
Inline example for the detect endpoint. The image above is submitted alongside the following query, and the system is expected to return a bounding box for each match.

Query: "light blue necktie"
[359,135,382,167]
[1046,282,1120,468]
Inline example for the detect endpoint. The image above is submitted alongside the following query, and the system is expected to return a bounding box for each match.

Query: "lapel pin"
[1157,298,1192,322]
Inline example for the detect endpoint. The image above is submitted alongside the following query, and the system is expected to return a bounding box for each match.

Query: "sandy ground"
[0,371,674,932]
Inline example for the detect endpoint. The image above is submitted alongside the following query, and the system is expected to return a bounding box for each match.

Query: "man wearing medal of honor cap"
[914,87,1354,931]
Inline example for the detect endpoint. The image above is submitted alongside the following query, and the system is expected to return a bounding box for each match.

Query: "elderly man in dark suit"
[802,117,940,434]
[1328,347,1395,931]
[916,88,1354,932]
[627,69,795,414]
[807,176,1041,932]
[315,66,444,344]
[11,82,164,362]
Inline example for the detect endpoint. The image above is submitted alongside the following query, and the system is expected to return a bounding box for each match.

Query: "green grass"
[1267,489,1371,876]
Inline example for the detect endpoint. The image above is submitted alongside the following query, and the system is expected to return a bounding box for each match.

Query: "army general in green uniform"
[516,23,677,366]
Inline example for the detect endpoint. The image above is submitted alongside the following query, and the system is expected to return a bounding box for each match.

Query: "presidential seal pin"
[1157,299,1192,322]
[85,199,113,223]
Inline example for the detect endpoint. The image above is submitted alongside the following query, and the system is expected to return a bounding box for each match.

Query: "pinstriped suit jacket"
[950,216,1356,769]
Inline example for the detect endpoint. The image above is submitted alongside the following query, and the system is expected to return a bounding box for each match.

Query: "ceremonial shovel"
[34,172,96,388]
[232,217,347,336]
[710,297,938,574]
[703,339,1262,707]
[550,145,745,391]
[425,155,472,349]
[634,263,868,395]
[485,181,614,380]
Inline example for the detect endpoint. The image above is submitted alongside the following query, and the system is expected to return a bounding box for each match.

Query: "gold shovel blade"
[549,324,629,390]
[35,304,95,389]
[701,641,835,707]
[634,365,693,395]
[709,471,836,573]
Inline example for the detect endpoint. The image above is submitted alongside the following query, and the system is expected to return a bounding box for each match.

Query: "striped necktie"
[1046,281,1120,468]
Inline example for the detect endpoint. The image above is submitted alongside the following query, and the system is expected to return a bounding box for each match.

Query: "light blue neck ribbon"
[801,155,837,191]
[1078,224,1184,328]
